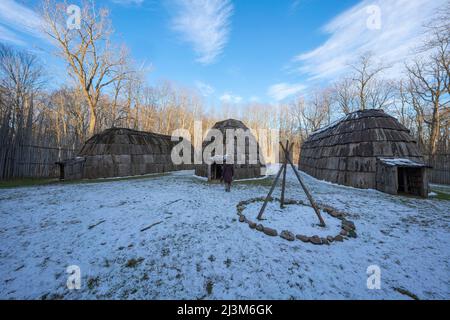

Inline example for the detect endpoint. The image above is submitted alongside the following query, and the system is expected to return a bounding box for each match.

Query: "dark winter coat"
[222,164,234,183]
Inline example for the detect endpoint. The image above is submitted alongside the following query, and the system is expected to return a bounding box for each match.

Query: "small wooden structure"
[195,119,265,181]
[376,158,428,197]
[56,157,85,180]
[257,141,326,227]
[299,109,429,197]
[58,128,193,180]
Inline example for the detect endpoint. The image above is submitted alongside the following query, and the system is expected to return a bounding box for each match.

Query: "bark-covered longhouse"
[299,109,429,197]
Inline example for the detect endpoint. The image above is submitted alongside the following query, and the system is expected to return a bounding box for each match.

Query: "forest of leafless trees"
[0,1,448,180]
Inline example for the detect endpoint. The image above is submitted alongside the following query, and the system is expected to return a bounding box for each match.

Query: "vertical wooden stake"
[257,163,284,220]
[280,141,289,209]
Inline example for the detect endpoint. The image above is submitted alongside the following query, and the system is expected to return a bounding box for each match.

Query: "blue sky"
[107,0,358,104]
[0,0,445,105]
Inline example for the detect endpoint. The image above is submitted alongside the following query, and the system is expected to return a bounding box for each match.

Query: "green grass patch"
[0,173,169,189]
[235,176,274,187]
[63,172,168,186]
[430,189,450,201]
[0,178,58,189]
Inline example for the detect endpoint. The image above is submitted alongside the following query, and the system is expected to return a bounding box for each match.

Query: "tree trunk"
[429,101,440,157]
[88,100,97,137]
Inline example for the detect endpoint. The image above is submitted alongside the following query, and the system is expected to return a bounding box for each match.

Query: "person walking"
[222,162,234,192]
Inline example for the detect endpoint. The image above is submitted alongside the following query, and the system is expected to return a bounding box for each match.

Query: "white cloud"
[111,0,144,5]
[220,92,242,104]
[0,0,144,47]
[293,0,445,80]
[0,0,48,44]
[268,83,306,101]
[195,81,215,97]
[171,0,233,65]
[0,24,25,45]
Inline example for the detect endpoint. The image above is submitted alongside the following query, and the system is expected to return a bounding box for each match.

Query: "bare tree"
[333,77,357,114]
[366,78,395,110]
[393,80,414,128]
[406,57,448,156]
[0,44,45,178]
[349,53,388,110]
[42,0,129,137]
[290,90,331,136]
[422,1,450,93]
[406,4,450,157]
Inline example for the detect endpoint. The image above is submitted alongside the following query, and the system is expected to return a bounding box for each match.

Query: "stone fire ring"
[236,197,357,245]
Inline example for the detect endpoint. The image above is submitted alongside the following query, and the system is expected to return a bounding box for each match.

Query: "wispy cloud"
[220,92,242,104]
[111,0,145,5]
[293,0,445,80]
[268,82,306,101]
[0,24,25,46]
[290,0,302,12]
[195,81,215,97]
[0,0,47,45]
[0,0,146,47]
[170,0,233,65]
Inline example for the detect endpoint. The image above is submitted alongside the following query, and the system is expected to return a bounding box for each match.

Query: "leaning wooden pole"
[280,142,326,227]
[279,141,290,209]
[257,162,285,220]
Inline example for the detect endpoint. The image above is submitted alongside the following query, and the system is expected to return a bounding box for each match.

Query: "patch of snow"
[379,158,426,167]
[310,114,348,135]
[235,175,269,182]
[310,109,383,136]
[209,155,230,163]
[264,163,281,175]
[192,174,208,181]
[244,201,342,237]
[192,174,269,182]
[0,165,449,299]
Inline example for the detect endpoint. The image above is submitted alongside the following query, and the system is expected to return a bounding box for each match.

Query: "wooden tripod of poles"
[256,141,326,227]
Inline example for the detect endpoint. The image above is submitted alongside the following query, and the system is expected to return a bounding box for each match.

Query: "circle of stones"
[236,197,357,245]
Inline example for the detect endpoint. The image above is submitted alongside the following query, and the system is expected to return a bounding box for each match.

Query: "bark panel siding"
[61,127,193,180]
[299,109,427,191]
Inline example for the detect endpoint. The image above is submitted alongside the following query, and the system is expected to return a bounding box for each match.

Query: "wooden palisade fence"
[424,154,450,185]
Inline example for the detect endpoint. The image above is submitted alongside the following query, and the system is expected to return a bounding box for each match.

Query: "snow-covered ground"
[243,201,343,237]
[0,166,449,300]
